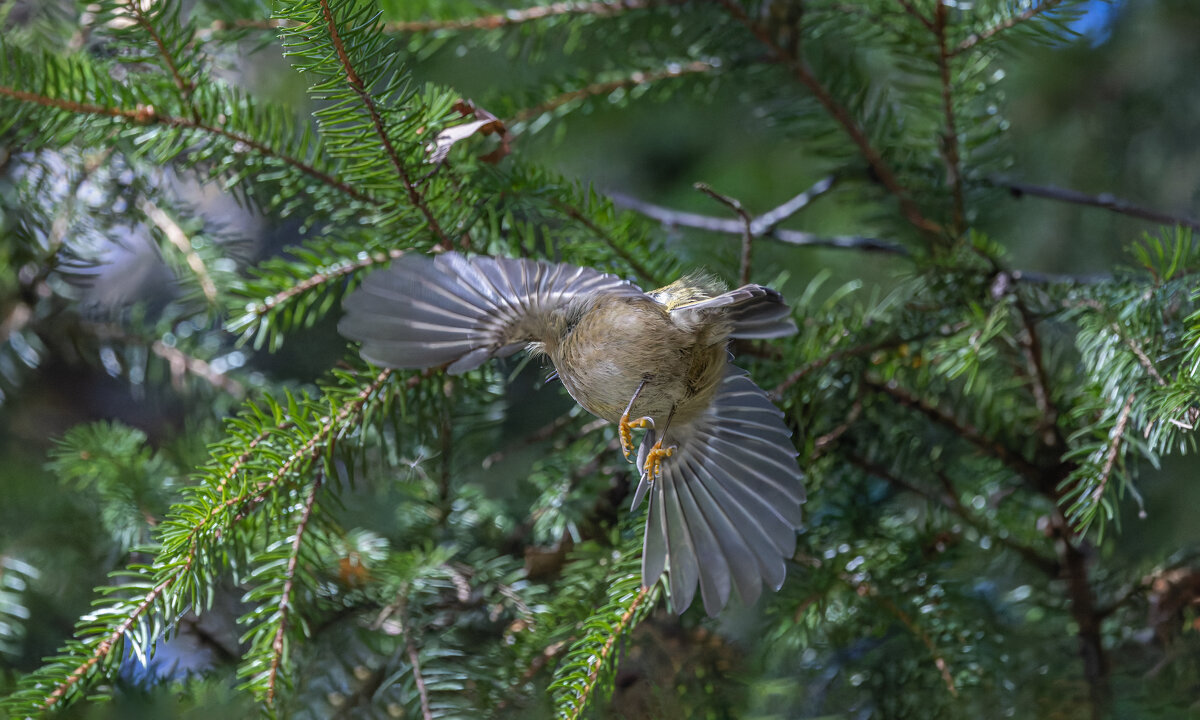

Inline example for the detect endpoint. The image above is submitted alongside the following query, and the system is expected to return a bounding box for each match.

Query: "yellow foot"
[643,439,677,482]
[619,413,654,462]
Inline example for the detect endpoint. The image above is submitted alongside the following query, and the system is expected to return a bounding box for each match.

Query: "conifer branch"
[266,471,324,705]
[549,198,661,285]
[1093,393,1135,505]
[150,340,247,397]
[402,605,434,720]
[125,0,193,97]
[140,198,217,305]
[0,85,378,206]
[1072,299,1168,386]
[714,0,943,237]
[509,60,716,126]
[246,248,406,321]
[994,178,1200,232]
[934,1,966,234]
[385,0,679,32]
[38,368,394,711]
[954,0,1066,55]
[317,0,451,249]
[893,0,935,32]
[563,584,652,720]
[865,377,1041,479]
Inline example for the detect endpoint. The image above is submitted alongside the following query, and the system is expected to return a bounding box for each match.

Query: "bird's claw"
[619,413,654,461]
[643,439,676,482]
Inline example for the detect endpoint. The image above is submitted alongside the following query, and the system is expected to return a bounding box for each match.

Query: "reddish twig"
[549,197,660,286]
[714,0,942,237]
[564,584,652,720]
[1093,393,1136,504]
[385,0,675,32]
[248,248,406,321]
[126,0,193,96]
[266,471,324,705]
[318,0,451,249]
[510,60,715,126]
[934,1,966,234]
[955,0,1066,55]
[0,85,377,206]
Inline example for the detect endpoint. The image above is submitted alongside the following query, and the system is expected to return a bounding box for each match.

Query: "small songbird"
[339,252,805,615]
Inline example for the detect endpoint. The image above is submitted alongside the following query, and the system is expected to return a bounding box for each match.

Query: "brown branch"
[400,602,434,720]
[843,574,957,697]
[565,584,652,720]
[893,0,935,32]
[318,0,451,250]
[714,0,943,237]
[772,334,925,398]
[1071,299,1167,386]
[865,376,1041,480]
[955,0,1065,55]
[549,197,661,286]
[248,248,405,320]
[386,0,673,32]
[266,471,324,705]
[995,178,1200,232]
[126,0,192,96]
[0,85,378,206]
[610,189,908,255]
[509,60,715,126]
[150,340,247,398]
[140,198,217,305]
[1093,393,1135,505]
[694,183,754,285]
[1008,285,1062,447]
[934,2,966,235]
[41,369,395,710]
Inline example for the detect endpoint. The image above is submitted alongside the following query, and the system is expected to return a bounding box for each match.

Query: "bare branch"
[934,1,966,234]
[995,178,1200,232]
[694,182,754,284]
[610,190,909,256]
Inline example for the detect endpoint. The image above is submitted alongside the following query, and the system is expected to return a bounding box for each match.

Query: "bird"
[338,251,805,616]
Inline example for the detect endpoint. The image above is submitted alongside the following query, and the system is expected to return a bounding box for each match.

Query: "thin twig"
[714,0,943,237]
[126,0,193,97]
[955,0,1065,55]
[248,248,405,320]
[140,199,217,305]
[549,197,661,286]
[865,376,1041,480]
[400,602,434,720]
[384,0,676,33]
[694,183,754,285]
[753,175,838,235]
[610,190,909,256]
[266,470,324,705]
[318,0,452,249]
[1008,284,1061,447]
[934,2,966,234]
[510,61,715,126]
[1093,393,1136,504]
[994,178,1200,232]
[0,85,378,206]
[893,0,935,32]
[1071,299,1167,386]
[565,584,652,720]
[150,340,247,397]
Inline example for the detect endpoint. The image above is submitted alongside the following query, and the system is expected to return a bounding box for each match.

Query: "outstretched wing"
[634,364,805,616]
[667,284,797,339]
[339,252,642,374]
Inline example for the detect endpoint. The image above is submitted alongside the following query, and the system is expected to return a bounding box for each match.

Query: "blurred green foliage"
[1,0,1199,718]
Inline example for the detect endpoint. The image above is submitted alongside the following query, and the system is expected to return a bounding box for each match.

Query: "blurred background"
[3,0,1200,717]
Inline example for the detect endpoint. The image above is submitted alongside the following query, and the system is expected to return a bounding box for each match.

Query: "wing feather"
[634,365,805,615]
[340,252,642,373]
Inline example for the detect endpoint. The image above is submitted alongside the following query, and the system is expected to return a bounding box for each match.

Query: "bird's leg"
[619,378,653,462]
[643,404,678,482]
